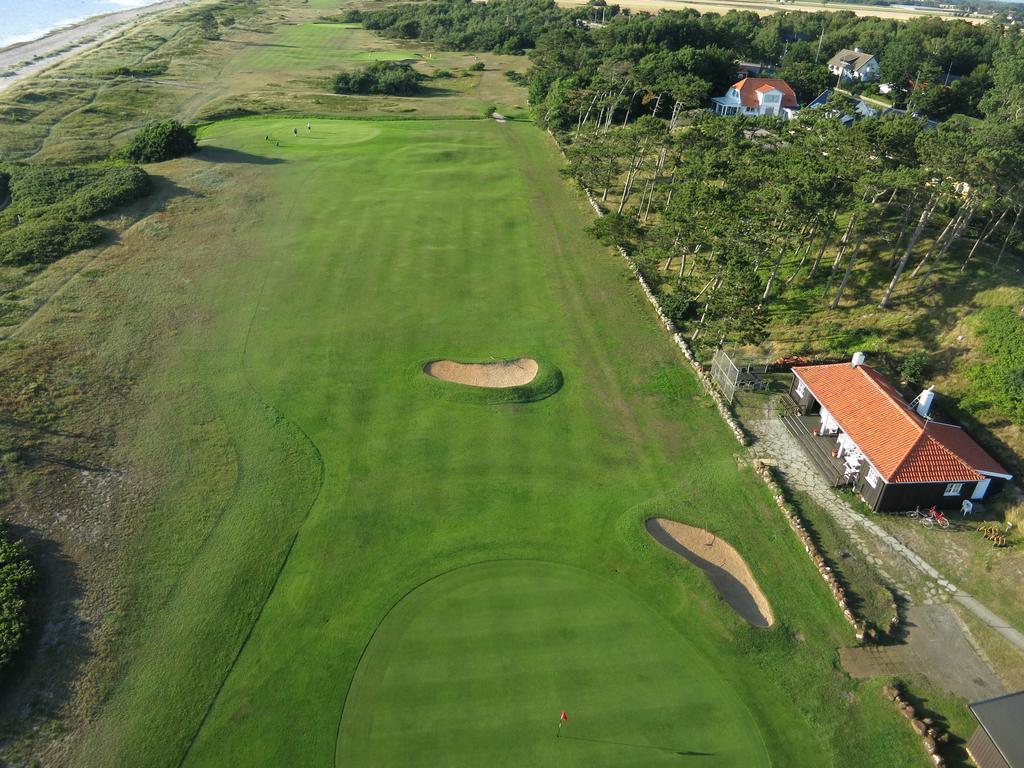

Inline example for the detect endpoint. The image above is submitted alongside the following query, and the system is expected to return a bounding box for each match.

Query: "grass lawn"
[53,116,929,767]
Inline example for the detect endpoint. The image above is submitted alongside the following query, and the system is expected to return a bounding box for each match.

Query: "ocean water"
[0,0,165,49]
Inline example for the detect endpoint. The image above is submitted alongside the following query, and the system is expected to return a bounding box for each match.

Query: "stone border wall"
[882,682,951,767]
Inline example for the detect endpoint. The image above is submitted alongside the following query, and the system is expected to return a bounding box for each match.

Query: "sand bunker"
[646,518,774,628]
[424,358,538,388]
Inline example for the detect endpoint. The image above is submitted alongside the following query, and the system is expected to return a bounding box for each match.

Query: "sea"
[0,0,166,49]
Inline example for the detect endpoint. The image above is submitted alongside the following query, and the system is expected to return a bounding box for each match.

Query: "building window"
[866,467,880,488]
[795,380,806,397]
[944,483,963,496]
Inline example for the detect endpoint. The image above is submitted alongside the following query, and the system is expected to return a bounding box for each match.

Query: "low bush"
[6,164,150,220]
[0,163,150,265]
[103,62,169,78]
[0,521,34,670]
[0,217,104,265]
[331,62,423,96]
[898,350,929,385]
[469,61,485,71]
[117,120,197,163]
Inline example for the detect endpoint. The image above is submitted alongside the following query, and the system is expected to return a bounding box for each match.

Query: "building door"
[971,478,990,500]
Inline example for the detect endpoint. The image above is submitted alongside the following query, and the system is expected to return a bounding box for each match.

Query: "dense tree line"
[365,0,1009,117]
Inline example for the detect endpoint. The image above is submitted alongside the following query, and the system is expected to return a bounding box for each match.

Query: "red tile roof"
[730,77,798,108]
[793,362,1008,484]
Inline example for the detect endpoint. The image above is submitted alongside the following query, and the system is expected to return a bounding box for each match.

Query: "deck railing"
[779,413,850,488]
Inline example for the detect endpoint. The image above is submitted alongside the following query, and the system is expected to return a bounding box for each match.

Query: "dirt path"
[841,605,1003,702]
[646,518,774,628]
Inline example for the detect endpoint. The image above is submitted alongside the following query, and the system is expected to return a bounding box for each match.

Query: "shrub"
[331,62,423,96]
[587,212,642,253]
[899,350,929,384]
[433,69,454,78]
[103,62,169,78]
[469,61,485,71]
[117,120,197,163]
[0,522,34,670]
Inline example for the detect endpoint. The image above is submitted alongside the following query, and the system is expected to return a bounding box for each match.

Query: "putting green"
[337,560,769,766]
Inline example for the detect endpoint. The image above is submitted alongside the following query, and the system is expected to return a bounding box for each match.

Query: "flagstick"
[557,720,562,738]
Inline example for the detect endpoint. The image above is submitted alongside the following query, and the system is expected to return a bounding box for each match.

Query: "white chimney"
[916,386,935,418]
[851,352,866,367]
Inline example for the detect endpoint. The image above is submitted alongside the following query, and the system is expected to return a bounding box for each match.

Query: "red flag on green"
[560,710,568,722]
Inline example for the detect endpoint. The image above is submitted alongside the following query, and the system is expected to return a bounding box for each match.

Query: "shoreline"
[0,0,194,94]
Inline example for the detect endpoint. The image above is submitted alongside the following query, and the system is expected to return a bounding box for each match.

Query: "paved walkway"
[744,399,1024,669]
[841,605,1003,702]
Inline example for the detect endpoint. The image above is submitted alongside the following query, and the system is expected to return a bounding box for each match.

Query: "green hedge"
[0,522,34,670]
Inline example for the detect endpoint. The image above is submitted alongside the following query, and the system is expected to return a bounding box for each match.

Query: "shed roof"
[792,362,1008,484]
[969,691,1024,768]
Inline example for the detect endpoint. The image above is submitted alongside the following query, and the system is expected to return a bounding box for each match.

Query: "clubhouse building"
[783,354,1012,512]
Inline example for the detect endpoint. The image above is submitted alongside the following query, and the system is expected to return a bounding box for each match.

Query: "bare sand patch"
[424,358,538,388]
[647,518,774,628]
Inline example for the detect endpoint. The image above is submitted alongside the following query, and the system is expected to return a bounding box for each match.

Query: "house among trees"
[827,48,880,82]
[966,691,1024,768]
[711,77,799,118]
[784,354,1012,512]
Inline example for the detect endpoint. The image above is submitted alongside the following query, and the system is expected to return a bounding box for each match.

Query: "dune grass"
[55,117,932,767]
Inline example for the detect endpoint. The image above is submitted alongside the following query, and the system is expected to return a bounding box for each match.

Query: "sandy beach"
[0,0,194,94]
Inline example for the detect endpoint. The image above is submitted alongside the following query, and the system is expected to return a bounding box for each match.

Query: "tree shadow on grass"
[194,147,286,165]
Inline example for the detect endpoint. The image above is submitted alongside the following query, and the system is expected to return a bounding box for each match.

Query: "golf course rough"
[336,560,770,767]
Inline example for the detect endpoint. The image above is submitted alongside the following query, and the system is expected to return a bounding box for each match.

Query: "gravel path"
[745,399,1024,658]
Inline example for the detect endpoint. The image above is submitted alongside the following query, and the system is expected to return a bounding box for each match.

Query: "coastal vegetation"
[0,163,150,265]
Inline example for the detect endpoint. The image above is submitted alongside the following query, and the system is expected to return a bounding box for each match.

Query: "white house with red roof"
[786,353,1012,512]
[711,77,799,118]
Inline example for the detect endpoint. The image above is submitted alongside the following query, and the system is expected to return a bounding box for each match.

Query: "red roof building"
[712,77,799,118]
[787,355,1011,512]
